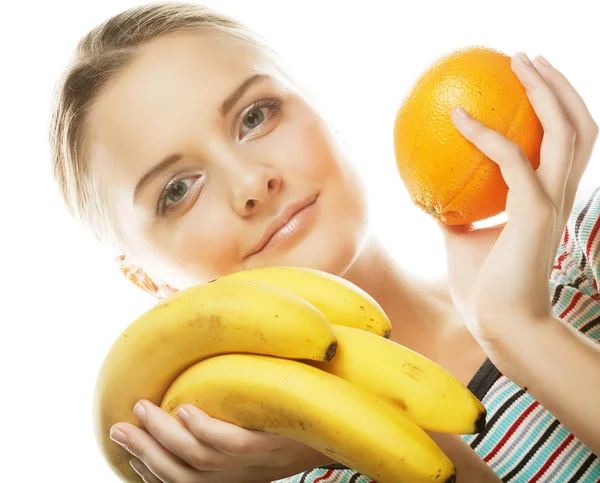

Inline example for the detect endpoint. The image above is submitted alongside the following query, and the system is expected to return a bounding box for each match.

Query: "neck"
[342,232,462,355]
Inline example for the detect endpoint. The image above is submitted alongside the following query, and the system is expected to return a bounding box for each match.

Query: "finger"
[451,105,548,221]
[509,52,575,207]
[532,55,600,210]
[129,458,163,483]
[129,455,279,483]
[133,400,238,471]
[176,404,287,456]
[110,422,200,482]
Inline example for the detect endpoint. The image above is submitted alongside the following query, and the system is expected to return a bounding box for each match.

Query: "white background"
[2,1,599,481]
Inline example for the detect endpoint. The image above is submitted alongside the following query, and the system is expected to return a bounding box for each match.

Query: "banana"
[309,325,486,434]
[213,268,485,432]
[160,353,457,483]
[216,266,393,337]
[93,279,338,482]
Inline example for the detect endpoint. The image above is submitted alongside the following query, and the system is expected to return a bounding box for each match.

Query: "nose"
[231,164,282,217]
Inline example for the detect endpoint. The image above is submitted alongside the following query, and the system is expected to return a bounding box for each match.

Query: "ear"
[116,254,178,299]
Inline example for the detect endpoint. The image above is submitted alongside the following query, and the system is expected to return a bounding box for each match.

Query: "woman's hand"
[440,52,600,455]
[440,52,598,347]
[109,400,333,482]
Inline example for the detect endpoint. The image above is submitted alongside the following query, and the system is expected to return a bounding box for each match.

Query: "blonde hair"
[49,2,279,252]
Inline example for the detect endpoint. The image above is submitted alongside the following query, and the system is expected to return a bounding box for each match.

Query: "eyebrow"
[133,73,271,203]
[133,153,182,203]
[219,73,271,117]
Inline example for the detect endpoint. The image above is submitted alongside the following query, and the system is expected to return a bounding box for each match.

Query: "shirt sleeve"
[271,464,372,483]
[571,185,600,291]
[549,185,600,339]
[552,186,600,294]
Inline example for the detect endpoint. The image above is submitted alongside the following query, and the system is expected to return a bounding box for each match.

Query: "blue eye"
[243,107,266,130]
[157,175,201,216]
[166,180,189,203]
[239,99,281,138]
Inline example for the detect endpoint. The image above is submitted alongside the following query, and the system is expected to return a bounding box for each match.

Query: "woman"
[49,2,600,482]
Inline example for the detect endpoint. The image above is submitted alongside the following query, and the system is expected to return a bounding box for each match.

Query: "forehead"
[85,30,278,185]
[131,29,268,83]
[90,29,274,129]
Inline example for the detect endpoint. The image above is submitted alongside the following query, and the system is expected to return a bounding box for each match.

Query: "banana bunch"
[94,266,486,483]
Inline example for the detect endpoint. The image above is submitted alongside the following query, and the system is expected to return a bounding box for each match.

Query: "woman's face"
[86,30,369,288]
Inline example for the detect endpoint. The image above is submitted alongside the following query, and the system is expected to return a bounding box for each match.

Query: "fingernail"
[176,407,189,423]
[535,55,552,68]
[134,401,146,421]
[110,427,128,448]
[518,52,533,66]
[453,106,471,121]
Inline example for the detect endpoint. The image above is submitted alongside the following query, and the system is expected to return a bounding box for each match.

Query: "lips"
[246,194,318,258]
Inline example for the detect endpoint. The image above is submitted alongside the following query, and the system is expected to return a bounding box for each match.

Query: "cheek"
[291,113,367,213]
[274,104,367,208]
[275,110,342,182]
[149,198,241,285]
[177,202,240,272]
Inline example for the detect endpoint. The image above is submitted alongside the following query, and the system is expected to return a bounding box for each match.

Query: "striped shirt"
[274,186,600,483]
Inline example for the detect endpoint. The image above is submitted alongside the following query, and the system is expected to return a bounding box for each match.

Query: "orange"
[393,46,544,225]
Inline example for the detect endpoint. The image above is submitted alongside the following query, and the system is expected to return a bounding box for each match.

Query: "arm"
[440,52,600,456]
[483,312,600,455]
[480,186,600,455]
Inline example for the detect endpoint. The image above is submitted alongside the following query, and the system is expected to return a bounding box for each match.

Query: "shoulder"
[568,185,600,272]
[548,186,600,341]
[551,186,600,299]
